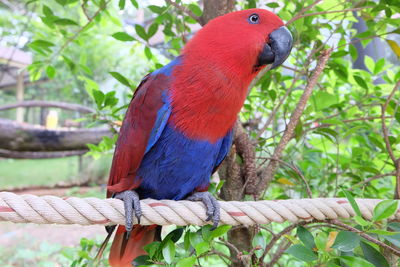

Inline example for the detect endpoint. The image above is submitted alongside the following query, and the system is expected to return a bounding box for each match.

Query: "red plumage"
[169,9,283,142]
[107,74,170,195]
[105,8,287,267]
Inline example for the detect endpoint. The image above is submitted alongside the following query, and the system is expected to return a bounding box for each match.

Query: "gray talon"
[115,190,142,232]
[187,192,220,229]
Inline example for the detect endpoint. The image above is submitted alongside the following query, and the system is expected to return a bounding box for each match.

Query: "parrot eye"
[248,14,260,24]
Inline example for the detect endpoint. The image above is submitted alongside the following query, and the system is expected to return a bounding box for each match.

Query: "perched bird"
[104,8,292,267]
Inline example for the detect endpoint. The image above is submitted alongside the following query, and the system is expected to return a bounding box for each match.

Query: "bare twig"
[381,81,400,198]
[265,241,291,267]
[81,0,91,21]
[254,49,332,198]
[326,219,400,257]
[165,0,204,25]
[258,157,312,198]
[287,6,373,25]
[352,172,396,189]
[48,1,110,64]
[255,75,300,140]
[259,220,318,264]
[286,0,323,25]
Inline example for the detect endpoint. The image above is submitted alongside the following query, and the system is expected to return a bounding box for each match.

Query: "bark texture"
[0,118,112,152]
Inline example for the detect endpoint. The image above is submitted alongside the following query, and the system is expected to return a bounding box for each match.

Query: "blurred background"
[0,0,399,266]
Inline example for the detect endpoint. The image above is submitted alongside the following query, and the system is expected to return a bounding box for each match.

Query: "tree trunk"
[0,118,112,152]
[197,1,255,266]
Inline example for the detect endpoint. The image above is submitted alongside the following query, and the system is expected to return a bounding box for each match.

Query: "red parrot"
[104,8,292,267]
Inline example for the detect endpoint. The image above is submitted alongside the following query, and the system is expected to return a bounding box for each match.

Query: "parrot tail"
[109,225,159,267]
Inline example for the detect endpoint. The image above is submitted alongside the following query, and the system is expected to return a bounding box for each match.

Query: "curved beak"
[256,26,293,70]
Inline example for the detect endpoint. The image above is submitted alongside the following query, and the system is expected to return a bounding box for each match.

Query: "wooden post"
[16,71,24,123]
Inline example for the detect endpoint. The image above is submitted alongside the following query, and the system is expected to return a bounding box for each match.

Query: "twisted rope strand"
[0,192,398,226]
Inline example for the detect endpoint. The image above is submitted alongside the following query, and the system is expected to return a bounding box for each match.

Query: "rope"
[0,192,399,226]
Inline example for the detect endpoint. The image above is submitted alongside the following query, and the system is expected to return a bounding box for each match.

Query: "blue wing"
[213,129,234,173]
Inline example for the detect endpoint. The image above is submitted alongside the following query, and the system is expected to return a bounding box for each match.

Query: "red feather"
[168,9,283,142]
[107,74,170,195]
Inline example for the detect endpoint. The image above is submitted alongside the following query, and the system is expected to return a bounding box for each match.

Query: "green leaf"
[53,18,79,26]
[297,226,316,250]
[360,241,389,267]
[384,233,400,247]
[354,215,370,227]
[341,188,362,217]
[118,0,125,9]
[148,5,163,14]
[130,0,138,8]
[331,231,360,252]
[339,255,374,267]
[112,32,135,41]
[176,256,196,267]
[62,55,76,71]
[266,2,280,8]
[92,90,105,108]
[143,241,161,259]
[162,239,175,264]
[109,71,131,88]
[189,231,202,247]
[364,55,375,73]
[353,75,368,90]
[46,65,56,78]
[29,40,55,48]
[313,91,337,110]
[132,255,151,266]
[194,241,210,255]
[372,200,398,222]
[388,222,400,232]
[374,58,385,74]
[201,225,213,241]
[188,4,202,16]
[147,23,159,38]
[144,46,153,60]
[42,5,54,17]
[135,24,148,41]
[211,225,232,238]
[164,228,184,243]
[184,231,191,250]
[286,244,317,262]
[55,0,68,6]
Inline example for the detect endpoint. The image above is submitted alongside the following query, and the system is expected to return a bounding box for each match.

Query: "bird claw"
[186,191,220,229]
[115,190,142,232]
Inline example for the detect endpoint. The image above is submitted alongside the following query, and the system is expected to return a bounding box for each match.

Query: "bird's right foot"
[114,190,142,234]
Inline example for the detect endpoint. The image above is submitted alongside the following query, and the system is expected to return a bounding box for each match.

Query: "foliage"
[1,0,400,266]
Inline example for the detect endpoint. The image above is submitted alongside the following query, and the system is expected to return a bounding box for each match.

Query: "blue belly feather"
[137,124,226,200]
[133,57,233,200]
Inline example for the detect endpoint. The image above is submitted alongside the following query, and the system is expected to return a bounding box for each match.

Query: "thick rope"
[0,192,399,226]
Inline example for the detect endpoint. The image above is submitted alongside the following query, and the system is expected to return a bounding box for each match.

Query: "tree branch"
[287,6,373,25]
[381,80,400,198]
[253,49,332,198]
[326,219,400,257]
[352,172,396,189]
[48,0,110,63]
[258,157,312,198]
[165,0,204,26]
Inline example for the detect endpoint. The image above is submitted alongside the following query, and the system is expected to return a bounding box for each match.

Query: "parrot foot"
[115,190,142,234]
[186,191,220,229]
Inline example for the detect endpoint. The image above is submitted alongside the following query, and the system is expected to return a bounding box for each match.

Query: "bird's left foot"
[186,191,220,229]
[114,190,142,234]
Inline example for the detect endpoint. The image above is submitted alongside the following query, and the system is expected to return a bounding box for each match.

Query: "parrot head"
[182,8,293,82]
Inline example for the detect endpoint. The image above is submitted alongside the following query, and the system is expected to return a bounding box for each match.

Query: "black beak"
[256,26,293,70]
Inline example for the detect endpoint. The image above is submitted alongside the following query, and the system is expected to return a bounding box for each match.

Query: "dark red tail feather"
[109,225,157,267]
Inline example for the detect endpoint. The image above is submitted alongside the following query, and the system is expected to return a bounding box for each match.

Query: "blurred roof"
[0,46,47,90]
[0,46,32,68]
